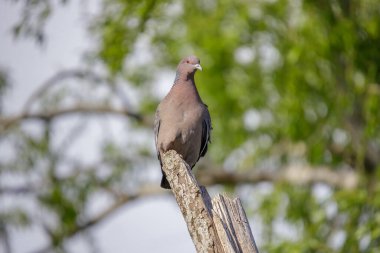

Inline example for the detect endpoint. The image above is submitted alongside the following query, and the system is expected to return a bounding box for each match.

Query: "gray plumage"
[154,56,212,189]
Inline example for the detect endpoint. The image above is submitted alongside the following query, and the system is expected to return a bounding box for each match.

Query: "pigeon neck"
[171,70,201,100]
[173,70,195,86]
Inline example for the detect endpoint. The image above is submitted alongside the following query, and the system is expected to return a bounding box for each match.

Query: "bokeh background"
[1,0,379,252]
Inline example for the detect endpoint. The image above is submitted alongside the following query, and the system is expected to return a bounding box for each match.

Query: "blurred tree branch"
[0,186,36,195]
[22,69,107,113]
[0,104,151,131]
[0,162,358,199]
[31,186,164,253]
[0,68,153,132]
[197,164,358,190]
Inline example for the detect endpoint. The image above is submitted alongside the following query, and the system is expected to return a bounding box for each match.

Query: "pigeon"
[154,55,212,189]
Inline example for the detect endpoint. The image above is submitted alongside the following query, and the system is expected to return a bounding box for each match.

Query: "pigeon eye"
[186,60,189,63]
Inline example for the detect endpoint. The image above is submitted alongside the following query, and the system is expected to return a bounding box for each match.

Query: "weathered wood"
[161,150,259,253]
[212,195,259,253]
[162,150,220,253]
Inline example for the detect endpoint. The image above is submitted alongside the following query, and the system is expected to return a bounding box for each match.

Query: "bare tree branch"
[31,186,164,253]
[1,162,358,197]
[197,164,358,189]
[22,69,107,113]
[0,186,36,195]
[162,150,260,253]
[0,104,152,131]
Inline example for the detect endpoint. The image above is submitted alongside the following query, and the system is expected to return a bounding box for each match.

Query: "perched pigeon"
[154,56,212,189]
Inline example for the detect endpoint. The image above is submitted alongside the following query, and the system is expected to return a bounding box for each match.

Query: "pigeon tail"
[160,175,171,189]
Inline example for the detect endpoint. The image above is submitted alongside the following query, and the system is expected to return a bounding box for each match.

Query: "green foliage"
[92,0,380,168]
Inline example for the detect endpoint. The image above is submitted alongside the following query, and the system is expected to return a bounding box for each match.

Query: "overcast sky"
[0,1,195,252]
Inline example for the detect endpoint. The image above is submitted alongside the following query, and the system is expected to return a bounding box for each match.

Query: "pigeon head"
[178,55,202,74]
[173,56,202,84]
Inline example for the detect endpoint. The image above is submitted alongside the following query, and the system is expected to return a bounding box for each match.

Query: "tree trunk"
[161,150,259,253]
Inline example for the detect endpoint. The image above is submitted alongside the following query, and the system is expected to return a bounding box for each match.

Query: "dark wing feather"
[199,105,212,157]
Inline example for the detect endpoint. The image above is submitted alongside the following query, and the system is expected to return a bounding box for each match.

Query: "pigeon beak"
[194,64,202,71]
